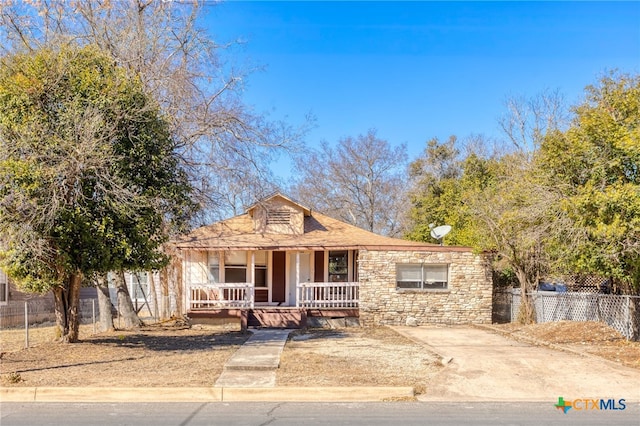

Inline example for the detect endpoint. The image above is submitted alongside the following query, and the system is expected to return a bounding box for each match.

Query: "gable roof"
[245,193,311,216]
[174,210,470,252]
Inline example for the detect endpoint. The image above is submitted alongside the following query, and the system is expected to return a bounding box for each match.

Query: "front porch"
[187,281,360,329]
[188,281,360,310]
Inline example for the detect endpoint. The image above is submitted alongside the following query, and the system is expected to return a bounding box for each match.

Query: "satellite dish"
[430,225,452,245]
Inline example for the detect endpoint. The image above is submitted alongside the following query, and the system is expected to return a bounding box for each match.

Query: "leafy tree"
[291,130,408,236]
[405,136,496,247]
[0,45,192,342]
[0,0,307,220]
[540,72,640,293]
[468,153,566,323]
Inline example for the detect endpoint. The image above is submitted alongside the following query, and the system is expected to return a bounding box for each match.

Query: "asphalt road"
[1,402,638,426]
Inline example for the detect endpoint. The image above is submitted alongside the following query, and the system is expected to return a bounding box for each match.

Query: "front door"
[288,252,311,306]
[272,251,286,304]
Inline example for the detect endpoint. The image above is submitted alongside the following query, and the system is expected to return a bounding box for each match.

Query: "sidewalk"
[214,329,291,388]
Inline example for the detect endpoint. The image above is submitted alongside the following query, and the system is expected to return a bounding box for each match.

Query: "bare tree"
[0,1,308,322]
[0,0,307,217]
[467,153,568,323]
[291,130,408,236]
[499,89,569,152]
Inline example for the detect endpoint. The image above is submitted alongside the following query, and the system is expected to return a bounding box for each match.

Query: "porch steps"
[247,308,306,329]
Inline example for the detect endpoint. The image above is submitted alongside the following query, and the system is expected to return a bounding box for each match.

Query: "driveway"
[394,326,640,402]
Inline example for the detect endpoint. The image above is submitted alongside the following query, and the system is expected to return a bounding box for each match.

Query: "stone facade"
[358,249,492,326]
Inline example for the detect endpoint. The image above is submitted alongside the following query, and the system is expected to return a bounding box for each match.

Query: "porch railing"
[297,282,359,308]
[189,283,254,309]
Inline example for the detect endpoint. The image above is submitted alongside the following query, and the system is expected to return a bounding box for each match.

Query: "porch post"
[295,252,300,308]
[184,251,190,311]
[250,251,255,308]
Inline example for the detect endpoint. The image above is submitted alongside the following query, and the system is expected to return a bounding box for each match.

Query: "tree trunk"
[515,267,536,325]
[95,273,114,332]
[114,270,143,328]
[52,272,82,343]
[159,267,170,319]
[148,271,159,320]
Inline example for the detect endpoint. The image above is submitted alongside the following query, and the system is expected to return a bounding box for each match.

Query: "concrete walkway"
[214,329,292,388]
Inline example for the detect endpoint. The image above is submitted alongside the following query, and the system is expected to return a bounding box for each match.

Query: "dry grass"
[493,321,640,369]
[2,320,636,390]
[0,323,441,390]
[1,322,249,387]
[277,327,441,393]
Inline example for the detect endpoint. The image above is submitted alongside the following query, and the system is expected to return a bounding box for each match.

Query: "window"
[130,272,148,300]
[254,251,267,288]
[209,253,220,284]
[328,250,348,282]
[225,251,247,283]
[0,269,8,304]
[396,264,449,290]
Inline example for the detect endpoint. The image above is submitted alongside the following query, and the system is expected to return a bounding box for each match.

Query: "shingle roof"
[173,211,470,252]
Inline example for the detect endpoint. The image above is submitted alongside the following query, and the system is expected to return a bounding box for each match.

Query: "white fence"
[297,282,359,308]
[189,283,255,309]
[511,291,640,340]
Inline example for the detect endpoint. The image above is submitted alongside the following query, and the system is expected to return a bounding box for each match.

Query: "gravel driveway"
[394,326,640,402]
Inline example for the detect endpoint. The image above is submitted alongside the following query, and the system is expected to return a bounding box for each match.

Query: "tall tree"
[0,45,192,342]
[540,72,640,293]
[405,135,496,246]
[291,130,408,236]
[0,1,308,321]
[467,153,565,323]
[0,0,306,220]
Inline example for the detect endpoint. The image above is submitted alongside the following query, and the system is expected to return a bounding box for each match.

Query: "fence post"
[92,299,96,335]
[24,301,29,349]
[625,296,630,340]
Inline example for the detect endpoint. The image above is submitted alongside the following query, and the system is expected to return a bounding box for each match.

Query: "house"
[174,193,492,328]
[0,267,57,327]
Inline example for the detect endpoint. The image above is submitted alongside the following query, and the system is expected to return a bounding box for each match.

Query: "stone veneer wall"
[358,249,492,326]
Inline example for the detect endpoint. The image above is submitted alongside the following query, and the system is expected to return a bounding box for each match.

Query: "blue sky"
[203,1,640,175]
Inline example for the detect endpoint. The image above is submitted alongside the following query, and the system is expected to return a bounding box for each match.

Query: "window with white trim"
[328,250,348,282]
[0,268,8,304]
[225,251,247,283]
[396,264,449,290]
[209,252,220,284]
[254,251,267,288]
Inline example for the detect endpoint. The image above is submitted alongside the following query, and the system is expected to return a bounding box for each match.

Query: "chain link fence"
[0,298,98,329]
[1,298,162,350]
[511,290,640,340]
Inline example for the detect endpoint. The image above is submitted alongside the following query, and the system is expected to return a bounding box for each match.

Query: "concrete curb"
[0,386,414,403]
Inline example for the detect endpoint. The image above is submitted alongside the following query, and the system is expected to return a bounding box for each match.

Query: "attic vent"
[267,209,291,225]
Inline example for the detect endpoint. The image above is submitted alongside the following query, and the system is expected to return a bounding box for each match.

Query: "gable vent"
[267,209,291,225]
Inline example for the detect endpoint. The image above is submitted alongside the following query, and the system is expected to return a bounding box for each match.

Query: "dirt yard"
[277,327,441,392]
[1,320,638,389]
[492,321,640,369]
[0,322,442,388]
